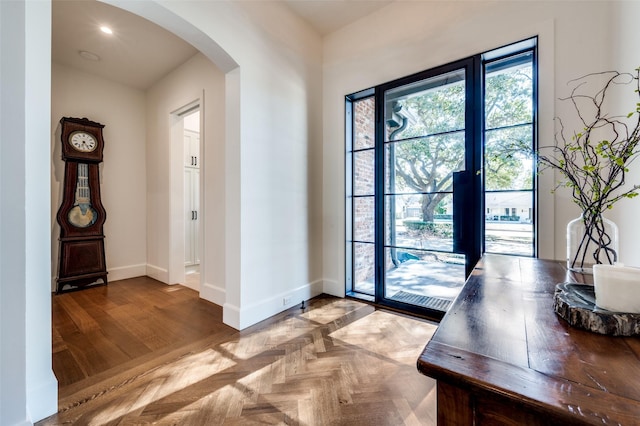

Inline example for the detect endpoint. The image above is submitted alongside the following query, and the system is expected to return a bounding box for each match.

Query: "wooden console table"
[417,254,640,425]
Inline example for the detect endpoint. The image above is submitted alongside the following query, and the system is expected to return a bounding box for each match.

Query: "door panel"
[379,61,476,316]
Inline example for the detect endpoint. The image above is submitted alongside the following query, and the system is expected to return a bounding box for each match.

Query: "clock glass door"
[68,163,98,228]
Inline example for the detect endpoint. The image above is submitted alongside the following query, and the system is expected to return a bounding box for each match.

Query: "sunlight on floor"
[329,310,438,364]
[87,348,236,425]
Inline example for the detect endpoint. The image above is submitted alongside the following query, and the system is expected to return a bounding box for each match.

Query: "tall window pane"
[484,51,535,256]
[348,96,376,295]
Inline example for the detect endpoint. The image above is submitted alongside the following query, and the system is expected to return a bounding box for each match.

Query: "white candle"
[593,264,640,313]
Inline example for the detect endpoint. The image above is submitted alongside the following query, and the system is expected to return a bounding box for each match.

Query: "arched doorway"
[43,1,241,420]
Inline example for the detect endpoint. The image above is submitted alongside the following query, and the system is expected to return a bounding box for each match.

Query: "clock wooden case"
[56,117,108,293]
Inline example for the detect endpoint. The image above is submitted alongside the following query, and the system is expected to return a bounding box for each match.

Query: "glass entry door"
[378,61,479,316]
[347,41,536,319]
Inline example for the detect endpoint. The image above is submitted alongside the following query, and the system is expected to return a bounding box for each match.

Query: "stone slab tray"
[554,283,640,336]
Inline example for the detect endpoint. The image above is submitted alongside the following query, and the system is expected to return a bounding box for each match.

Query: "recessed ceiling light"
[78,50,101,61]
[100,26,113,35]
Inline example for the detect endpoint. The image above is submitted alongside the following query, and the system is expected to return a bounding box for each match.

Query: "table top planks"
[417,254,640,425]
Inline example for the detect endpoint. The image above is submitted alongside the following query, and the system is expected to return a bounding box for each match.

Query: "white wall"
[51,62,147,287]
[145,52,226,304]
[604,1,640,267]
[322,1,640,294]
[136,0,325,329]
[1,0,58,424]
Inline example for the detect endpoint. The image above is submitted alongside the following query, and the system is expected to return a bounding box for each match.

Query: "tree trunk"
[421,193,447,223]
[421,194,435,223]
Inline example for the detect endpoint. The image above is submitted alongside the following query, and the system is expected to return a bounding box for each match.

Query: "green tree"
[484,66,534,191]
[389,65,533,223]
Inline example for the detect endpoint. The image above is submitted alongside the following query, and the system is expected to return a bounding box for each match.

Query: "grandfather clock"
[56,117,108,293]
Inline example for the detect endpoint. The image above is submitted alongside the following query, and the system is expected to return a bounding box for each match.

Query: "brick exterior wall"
[352,98,375,286]
[354,98,375,150]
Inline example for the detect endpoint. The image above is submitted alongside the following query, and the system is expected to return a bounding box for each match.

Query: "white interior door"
[182,111,201,289]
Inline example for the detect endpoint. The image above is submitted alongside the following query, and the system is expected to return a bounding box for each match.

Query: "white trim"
[146,263,169,283]
[108,264,146,282]
[171,99,200,117]
[50,264,146,291]
[224,280,324,330]
[25,378,58,424]
[200,281,225,305]
[322,279,344,298]
[222,302,241,329]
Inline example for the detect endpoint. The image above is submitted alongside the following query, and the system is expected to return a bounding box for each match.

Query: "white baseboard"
[27,370,58,423]
[322,279,344,297]
[223,302,240,330]
[146,264,169,283]
[49,263,146,292]
[108,264,146,282]
[223,279,324,330]
[201,282,225,306]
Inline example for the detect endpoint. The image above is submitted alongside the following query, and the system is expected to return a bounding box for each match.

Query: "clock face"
[69,131,98,153]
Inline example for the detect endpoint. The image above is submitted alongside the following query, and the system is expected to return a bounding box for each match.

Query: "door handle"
[452,170,471,253]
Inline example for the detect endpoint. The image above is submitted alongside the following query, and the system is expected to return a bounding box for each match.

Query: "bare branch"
[538,67,640,267]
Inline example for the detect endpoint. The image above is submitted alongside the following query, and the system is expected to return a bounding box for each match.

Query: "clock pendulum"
[56,117,108,293]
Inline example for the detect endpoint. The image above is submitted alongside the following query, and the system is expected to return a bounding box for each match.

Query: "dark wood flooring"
[40,276,438,425]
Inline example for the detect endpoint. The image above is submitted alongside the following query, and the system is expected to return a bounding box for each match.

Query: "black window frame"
[345,38,538,314]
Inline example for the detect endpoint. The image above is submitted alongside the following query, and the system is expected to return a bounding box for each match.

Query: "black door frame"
[346,38,537,320]
[373,57,482,318]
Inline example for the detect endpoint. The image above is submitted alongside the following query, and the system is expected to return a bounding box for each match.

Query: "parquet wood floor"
[40,277,438,425]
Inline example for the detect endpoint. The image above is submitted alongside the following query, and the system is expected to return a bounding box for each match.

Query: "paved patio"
[353,258,466,311]
[350,221,532,311]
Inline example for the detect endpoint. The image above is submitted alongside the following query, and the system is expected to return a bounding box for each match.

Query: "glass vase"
[567,213,619,274]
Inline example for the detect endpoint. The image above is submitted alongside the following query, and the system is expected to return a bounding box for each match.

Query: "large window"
[484,51,536,256]
[346,39,537,317]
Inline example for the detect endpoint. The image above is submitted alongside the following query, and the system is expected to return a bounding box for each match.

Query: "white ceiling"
[52,0,198,91]
[52,0,392,90]
[282,0,392,35]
